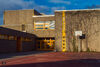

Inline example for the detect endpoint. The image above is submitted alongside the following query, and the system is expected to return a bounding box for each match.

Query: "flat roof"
[55,9,100,12]
[4,9,34,12]
[32,15,54,17]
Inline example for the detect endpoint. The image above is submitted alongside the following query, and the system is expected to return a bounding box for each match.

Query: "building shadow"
[0,27,39,59]
[0,59,100,67]
[0,51,53,60]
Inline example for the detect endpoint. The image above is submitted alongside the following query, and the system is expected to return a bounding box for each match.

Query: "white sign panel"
[75,31,82,36]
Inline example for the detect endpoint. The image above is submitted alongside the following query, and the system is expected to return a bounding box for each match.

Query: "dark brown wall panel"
[22,41,35,52]
[0,40,16,53]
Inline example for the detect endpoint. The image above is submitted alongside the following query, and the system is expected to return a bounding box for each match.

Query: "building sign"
[75,31,82,36]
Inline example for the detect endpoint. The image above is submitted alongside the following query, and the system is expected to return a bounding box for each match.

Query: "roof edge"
[32,15,54,17]
[55,9,100,12]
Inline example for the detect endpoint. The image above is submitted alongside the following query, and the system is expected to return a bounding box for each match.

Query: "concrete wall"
[2,24,55,38]
[4,9,41,25]
[55,12,62,51]
[55,9,100,52]
[2,24,22,31]
[33,16,55,21]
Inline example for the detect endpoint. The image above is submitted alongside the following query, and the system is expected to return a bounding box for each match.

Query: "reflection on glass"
[34,21,55,30]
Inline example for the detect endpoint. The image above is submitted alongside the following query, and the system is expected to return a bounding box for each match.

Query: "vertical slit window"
[22,24,26,32]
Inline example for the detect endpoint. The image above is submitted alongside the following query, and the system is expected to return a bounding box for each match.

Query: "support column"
[16,37,22,52]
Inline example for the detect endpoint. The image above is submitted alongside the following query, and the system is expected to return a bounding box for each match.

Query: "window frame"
[34,21,55,30]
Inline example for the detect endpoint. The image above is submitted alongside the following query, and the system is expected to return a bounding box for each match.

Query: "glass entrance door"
[36,38,55,50]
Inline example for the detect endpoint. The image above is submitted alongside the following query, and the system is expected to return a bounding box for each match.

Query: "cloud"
[0,0,37,24]
[49,0,71,5]
[50,6,66,14]
[0,0,32,10]
[51,6,66,11]
[0,0,51,24]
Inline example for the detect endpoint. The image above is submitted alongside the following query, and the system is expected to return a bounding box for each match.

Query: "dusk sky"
[0,0,100,25]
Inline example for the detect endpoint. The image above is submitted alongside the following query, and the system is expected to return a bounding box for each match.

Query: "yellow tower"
[62,11,67,52]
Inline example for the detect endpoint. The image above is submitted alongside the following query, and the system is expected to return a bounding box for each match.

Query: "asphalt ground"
[0,52,100,67]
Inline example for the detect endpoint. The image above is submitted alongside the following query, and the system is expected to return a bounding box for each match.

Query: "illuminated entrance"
[36,38,55,50]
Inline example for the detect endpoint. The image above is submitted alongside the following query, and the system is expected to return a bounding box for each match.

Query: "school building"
[0,9,100,53]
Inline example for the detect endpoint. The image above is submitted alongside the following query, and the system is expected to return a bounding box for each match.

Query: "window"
[49,21,55,29]
[22,24,26,32]
[0,34,8,39]
[36,38,55,50]
[34,21,55,30]
[22,37,32,41]
[8,36,15,40]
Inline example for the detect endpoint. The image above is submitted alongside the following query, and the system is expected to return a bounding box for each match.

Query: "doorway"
[36,38,55,50]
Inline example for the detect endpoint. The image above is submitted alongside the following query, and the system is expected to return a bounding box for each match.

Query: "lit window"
[34,21,55,30]
[8,36,15,40]
[0,34,8,39]
[0,34,17,40]
[22,37,32,41]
